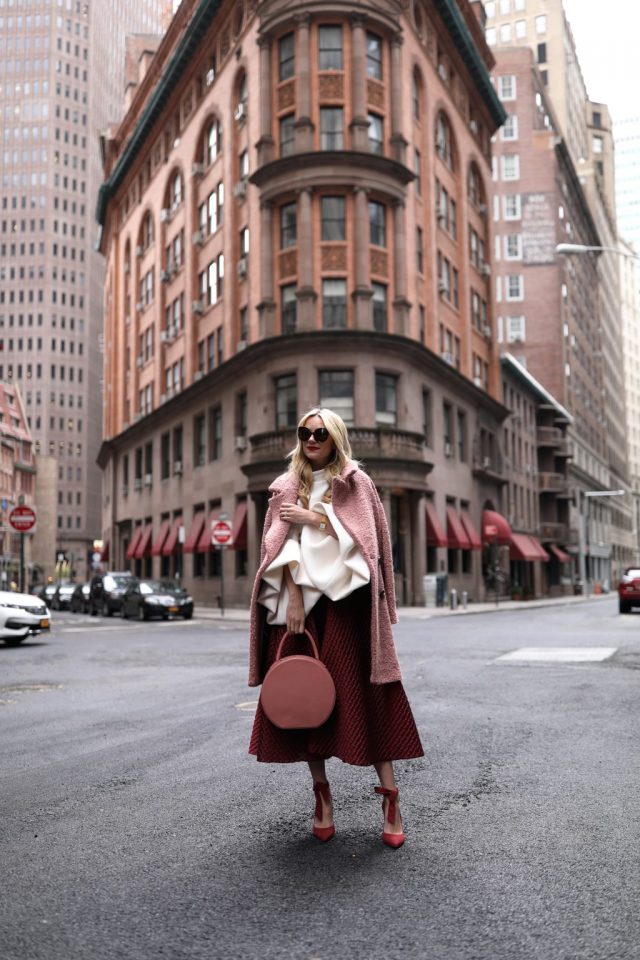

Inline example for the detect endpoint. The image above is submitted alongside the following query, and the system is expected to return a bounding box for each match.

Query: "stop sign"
[211,519,232,546]
[9,505,37,532]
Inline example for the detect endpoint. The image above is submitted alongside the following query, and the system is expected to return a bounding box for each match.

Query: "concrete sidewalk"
[194,591,611,623]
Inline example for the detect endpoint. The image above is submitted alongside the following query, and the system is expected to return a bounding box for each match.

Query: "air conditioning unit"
[438,64,448,82]
[234,179,248,199]
[174,460,183,476]
[483,456,491,469]
[159,393,167,404]
[510,334,524,344]
[444,442,453,458]
[234,102,246,121]
[135,245,144,258]
[194,370,204,382]
[192,299,204,315]
[234,435,247,452]
[481,262,491,277]
[441,351,454,365]
[473,376,483,388]
[136,354,144,368]
[159,208,172,223]
[192,230,204,246]
[438,280,449,295]
[160,269,171,283]
[237,256,248,279]
[123,261,130,275]
[135,300,144,313]
[134,477,143,490]
[192,162,205,178]
[437,208,447,224]
[236,339,247,352]
[122,484,129,497]
[478,203,488,215]
[205,67,215,87]
[144,473,153,487]
[160,329,174,344]
[469,119,478,134]
[483,324,492,338]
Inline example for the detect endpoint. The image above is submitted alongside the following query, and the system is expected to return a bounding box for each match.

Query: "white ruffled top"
[258,469,371,624]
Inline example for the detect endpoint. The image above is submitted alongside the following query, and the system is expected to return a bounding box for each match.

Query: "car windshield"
[104,575,131,589]
[139,580,181,595]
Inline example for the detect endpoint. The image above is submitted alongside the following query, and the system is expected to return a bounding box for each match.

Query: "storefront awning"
[161,516,183,557]
[151,519,170,556]
[446,506,471,550]
[125,526,143,560]
[134,524,153,560]
[482,509,512,545]
[197,510,220,553]
[230,501,248,550]
[100,540,110,562]
[528,536,549,562]
[549,543,571,564]
[460,511,482,549]
[183,512,206,553]
[510,533,540,562]
[426,500,448,548]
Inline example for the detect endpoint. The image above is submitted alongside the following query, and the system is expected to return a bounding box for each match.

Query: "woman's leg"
[374,760,403,834]
[308,760,333,828]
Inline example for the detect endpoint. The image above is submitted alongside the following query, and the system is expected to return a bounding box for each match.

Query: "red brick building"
[97,0,511,606]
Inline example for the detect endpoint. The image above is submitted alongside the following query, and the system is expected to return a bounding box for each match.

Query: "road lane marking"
[495,647,617,663]
[235,701,259,712]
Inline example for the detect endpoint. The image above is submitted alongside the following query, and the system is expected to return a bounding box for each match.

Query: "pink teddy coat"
[248,461,402,687]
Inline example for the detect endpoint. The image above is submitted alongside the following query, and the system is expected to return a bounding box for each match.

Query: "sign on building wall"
[522,193,557,265]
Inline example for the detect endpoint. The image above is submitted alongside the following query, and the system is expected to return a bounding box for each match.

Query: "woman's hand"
[285,592,306,635]
[280,502,317,525]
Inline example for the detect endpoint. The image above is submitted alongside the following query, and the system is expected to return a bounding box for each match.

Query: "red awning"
[126,526,143,560]
[528,536,549,562]
[197,509,221,553]
[183,512,206,553]
[162,516,183,557]
[446,506,471,550]
[134,524,153,560]
[100,540,110,562]
[482,509,512,545]
[510,533,539,562]
[549,543,571,564]
[151,520,171,556]
[426,500,447,548]
[230,501,248,550]
[460,511,482,550]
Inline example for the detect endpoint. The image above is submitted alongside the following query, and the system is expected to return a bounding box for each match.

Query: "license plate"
[40,618,50,628]
[169,606,178,613]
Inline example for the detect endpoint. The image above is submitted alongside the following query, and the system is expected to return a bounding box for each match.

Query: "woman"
[248,408,423,848]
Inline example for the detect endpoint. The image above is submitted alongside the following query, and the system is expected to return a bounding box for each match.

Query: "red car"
[618,568,640,613]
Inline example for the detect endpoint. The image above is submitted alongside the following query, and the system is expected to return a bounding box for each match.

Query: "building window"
[208,407,222,461]
[368,113,384,155]
[504,234,523,259]
[322,279,347,328]
[506,275,524,301]
[592,135,603,155]
[375,372,397,426]
[414,149,422,195]
[236,391,248,438]
[240,227,250,257]
[443,402,453,451]
[435,112,454,169]
[318,370,354,425]
[320,107,344,150]
[194,413,206,467]
[537,42,547,64]
[515,19,527,38]
[173,425,183,468]
[535,14,547,34]
[372,283,387,333]
[275,373,297,429]
[501,115,518,141]
[416,227,424,273]
[321,196,346,241]
[499,23,512,42]
[412,69,423,119]
[281,284,297,334]
[207,253,224,303]
[280,202,297,248]
[279,114,295,157]
[422,389,431,446]
[366,32,382,79]
[278,32,295,81]
[205,118,222,165]
[457,410,467,462]
[206,181,224,234]
[501,155,520,180]
[503,194,522,220]
[369,201,386,246]
[169,171,183,210]
[592,111,602,128]
[498,75,516,100]
[318,25,343,70]
[507,315,526,342]
[485,27,496,45]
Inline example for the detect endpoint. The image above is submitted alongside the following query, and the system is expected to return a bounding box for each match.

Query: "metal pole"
[219,547,225,617]
[585,496,590,598]
[19,533,25,593]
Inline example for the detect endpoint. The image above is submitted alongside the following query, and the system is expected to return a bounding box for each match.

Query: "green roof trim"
[434,0,506,128]
[96,0,222,228]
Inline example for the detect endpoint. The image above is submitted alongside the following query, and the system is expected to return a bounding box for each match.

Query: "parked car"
[88,571,134,617]
[70,582,90,614]
[0,590,51,646]
[121,579,194,621]
[51,582,76,611]
[618,567,640,613]
[32,582,57,606]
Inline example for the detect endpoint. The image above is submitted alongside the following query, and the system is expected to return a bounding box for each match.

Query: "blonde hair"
[288,407,354,508]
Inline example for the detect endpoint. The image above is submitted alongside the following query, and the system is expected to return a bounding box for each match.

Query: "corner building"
[98,0,510,607]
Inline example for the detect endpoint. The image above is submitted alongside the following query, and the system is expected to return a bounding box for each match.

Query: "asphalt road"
[1,600,639,960]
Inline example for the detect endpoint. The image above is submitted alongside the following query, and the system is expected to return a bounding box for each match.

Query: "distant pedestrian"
[248,407,423,847]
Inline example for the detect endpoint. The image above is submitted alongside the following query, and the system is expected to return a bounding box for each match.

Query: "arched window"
[123,239,131,279]
[235,70,248,119]
[139,212,154,251]
[468,162,485,209]
[204,117,222,165]
[168,170,183,211]
[435,111,455,170]
[412,67,424,120]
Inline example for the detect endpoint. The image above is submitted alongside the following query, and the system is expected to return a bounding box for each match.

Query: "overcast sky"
[562,0,640,122]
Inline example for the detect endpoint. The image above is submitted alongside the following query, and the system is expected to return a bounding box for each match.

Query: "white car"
[0,590,51,646]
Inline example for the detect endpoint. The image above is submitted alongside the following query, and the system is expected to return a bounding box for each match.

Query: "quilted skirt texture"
[249,587,424,766]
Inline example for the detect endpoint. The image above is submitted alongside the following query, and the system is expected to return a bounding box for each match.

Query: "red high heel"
[374,786,405,848]
[312,781,335,842]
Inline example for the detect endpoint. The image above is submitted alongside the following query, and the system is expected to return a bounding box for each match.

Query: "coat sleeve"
[369,477,398,625]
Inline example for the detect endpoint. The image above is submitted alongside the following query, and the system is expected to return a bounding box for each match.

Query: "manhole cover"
[495,647,617,664]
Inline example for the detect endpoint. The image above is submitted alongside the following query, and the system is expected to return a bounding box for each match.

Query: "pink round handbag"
[260,629,336,730]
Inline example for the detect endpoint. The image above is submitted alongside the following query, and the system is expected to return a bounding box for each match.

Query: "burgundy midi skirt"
[249,587,424,766]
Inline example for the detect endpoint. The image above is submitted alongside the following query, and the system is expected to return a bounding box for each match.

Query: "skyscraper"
[0,0,165,579]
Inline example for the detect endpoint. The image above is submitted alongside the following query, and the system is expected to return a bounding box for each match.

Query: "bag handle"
[275,628,320,662]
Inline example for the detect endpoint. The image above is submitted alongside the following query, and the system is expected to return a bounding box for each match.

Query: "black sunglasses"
[298,426,330,443]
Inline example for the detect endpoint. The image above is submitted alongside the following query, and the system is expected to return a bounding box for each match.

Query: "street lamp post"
[582,490,625,596]
[555,243,640,261]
